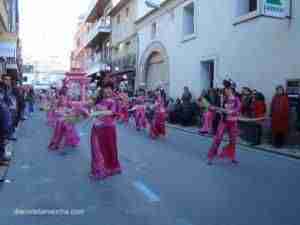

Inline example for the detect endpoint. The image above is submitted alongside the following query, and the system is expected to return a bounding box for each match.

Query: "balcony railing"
[84,52,109,75]
[86,17,111,46]
[83,0,98,22]
[75,17,111,55]
[112,54,136,71]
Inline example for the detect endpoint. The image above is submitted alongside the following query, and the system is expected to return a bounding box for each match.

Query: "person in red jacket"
[270,86,289,148]
[250,92,267,145]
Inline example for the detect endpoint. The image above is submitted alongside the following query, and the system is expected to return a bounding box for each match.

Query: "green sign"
[263,0,290,18]
[266,0,282,5]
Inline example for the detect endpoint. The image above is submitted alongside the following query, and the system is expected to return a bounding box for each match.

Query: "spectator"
[270,85,289,148]
[26,87,35,115]
[181,86,192,105]
[249,91,267,145]
[0,79,11,165]
[2,75,17,141]
[180,87,194,126]
[241,87,253,117]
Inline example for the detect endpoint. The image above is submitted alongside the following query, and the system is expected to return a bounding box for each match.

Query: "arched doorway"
[145,51,168,92]
[139,41,170,95]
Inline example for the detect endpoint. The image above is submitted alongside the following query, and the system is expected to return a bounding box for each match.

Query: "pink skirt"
[48,120,80,150]
[150,112,166,138]
[90,125,121,180]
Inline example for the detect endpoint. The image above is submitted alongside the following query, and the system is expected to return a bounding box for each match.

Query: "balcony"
[74,17,111,56]
[84,0,110,23]
[86,17,111,47]
[111,53,136,72]
[84,52,108,75]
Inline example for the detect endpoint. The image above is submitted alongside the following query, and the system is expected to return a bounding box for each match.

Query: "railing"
[84,52,108,74]
[75,17,111,54]
[86,17,111,45]
[112,54,136,71]
[84,0,98,22]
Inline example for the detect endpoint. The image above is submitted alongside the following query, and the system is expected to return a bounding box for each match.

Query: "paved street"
[1,112,300,225]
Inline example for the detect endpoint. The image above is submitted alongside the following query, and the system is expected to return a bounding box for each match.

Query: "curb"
[0,121,23,183]
[167,124,300,160]
[0,143,13,182]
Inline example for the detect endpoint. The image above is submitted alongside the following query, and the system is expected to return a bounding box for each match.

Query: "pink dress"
[90,98,121,180]
[119,93,129,123]
[150,98,167,138]
[207,95,241,162]
[48,106,81,150]
[134,96,147,130]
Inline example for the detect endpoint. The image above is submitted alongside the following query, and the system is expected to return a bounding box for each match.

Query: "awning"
[0,32,17,58]
[109,69,135,77]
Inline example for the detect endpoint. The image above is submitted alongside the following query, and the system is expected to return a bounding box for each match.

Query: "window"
[249,0,257,12]
[126,7,129,17]
[183,2,195,37]
[117,14,121,24]
[235,0,258,17]
[151,22,157,39]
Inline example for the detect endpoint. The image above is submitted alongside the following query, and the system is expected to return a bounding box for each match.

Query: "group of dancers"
[40,78,241,181]
[40,81,168,180]
[115,89,167,139]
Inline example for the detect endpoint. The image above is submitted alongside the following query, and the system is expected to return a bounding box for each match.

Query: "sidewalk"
[167,123,300,159]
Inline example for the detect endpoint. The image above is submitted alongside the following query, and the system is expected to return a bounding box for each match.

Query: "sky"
[19,0,89,70]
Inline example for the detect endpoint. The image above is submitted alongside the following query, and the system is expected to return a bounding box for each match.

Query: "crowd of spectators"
[0,74,35,165]
[166,85,292,149]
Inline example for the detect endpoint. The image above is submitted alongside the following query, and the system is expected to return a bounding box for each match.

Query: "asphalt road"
[0,112,300,225]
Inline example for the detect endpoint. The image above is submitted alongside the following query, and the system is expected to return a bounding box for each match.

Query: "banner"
[263,0,291,18]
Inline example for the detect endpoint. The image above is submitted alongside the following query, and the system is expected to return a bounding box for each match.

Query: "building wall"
[0,0,8,32]
[137,0,300,103]
[111,0,137,46]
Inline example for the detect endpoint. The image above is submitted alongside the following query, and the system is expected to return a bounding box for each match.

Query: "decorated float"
[63,70,90,107]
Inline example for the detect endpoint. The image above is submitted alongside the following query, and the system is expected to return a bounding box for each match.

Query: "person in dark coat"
[180,87,194,126]
[0,82,11,165]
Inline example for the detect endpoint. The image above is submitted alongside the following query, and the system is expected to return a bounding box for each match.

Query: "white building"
[136,0,298,103]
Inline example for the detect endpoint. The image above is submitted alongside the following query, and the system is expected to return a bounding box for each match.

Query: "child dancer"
[207,80,241,165]
[134,95,147,131]
[48,96,88,150]
[90,83,121,180]
[150,92,167,139]
[198,95,213,134]
[119,92,129,124]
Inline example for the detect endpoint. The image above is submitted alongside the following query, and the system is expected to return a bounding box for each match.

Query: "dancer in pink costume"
[48,96,88,150]
[198,95,213,134]
[90,83,121,180]
[134,95,147,131]
[47,97,58,128]
[119,92,129,124]
[207,80,241,165]
[150,93,167,139]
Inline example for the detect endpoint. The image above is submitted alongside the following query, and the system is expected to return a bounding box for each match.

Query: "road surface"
[0,112,300,225]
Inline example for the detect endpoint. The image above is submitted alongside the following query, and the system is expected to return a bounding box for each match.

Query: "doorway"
[201,60,215,90]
